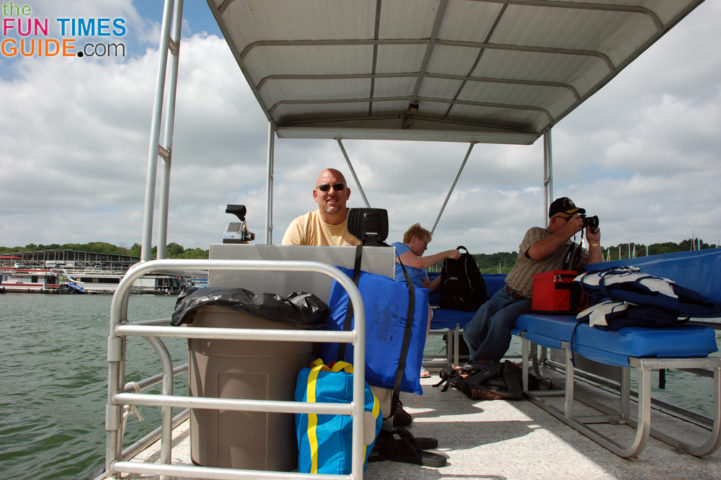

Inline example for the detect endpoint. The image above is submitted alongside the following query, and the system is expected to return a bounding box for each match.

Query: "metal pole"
[157,0,184,259]
[543,129,553,226]
[266,123,275,244]
[336,139,370,207]
[140,0,175,262]
[431,142,474,234]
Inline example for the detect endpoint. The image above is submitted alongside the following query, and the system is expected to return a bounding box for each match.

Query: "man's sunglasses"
[317,183,345,192]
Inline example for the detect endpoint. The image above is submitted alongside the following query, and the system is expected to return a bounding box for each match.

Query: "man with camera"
[462,197,603,362]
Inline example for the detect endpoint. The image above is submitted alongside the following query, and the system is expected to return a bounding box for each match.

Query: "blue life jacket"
[575,267,721,319]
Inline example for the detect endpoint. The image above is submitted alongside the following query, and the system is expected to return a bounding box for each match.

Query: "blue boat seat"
[516,313,717,367]
[426,273,506,364]
[514,248,721,459]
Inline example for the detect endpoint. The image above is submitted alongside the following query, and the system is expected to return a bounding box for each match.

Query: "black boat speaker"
[347,208,388,246]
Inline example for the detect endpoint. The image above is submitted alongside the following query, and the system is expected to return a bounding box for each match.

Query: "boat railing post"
[145,336,174,468]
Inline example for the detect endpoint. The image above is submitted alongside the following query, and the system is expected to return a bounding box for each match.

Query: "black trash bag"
[170,287,329,329]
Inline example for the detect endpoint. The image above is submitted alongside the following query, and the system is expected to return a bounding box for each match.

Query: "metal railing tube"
[107,259,366,479]
[117,324,355,342]
[144,336,175,466]
[113,461,350,480]
[114,393,355,416]
[123,364,188,393]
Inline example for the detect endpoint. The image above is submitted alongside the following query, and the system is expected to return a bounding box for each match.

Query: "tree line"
[436,238,717,274]
[1,238,716,272]
[0,242,209,259]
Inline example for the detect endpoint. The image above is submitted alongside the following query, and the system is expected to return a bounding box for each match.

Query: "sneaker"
[420,367,431,378]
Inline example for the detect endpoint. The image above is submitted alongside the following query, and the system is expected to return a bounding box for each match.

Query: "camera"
[223,204,256,243]
[582,214,599,230]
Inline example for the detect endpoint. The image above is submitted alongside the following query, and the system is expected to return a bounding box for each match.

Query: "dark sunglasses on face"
[317,183,345,192]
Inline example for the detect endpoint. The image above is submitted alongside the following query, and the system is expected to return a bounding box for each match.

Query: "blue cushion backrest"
[585,249,721,303]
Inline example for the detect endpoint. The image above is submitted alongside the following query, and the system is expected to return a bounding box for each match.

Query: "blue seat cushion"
[430,308,475,330]
[515,313,718,367]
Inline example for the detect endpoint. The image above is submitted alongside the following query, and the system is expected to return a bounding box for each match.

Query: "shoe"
[370,427,446,467]
[392,401,413,428]
[393,426,438,449]
[420,367,431,378]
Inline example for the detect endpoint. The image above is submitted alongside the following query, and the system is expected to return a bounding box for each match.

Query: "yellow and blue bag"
[295,358,382,474]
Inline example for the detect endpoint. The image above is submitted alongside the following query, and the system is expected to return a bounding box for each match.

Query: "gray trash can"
[173,288,329,471]
[188,305,313,470]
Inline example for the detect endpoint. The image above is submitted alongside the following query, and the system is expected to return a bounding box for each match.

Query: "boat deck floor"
[124,364,721,480]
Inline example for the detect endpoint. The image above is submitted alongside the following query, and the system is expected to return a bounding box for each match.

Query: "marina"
[0,250,194,295]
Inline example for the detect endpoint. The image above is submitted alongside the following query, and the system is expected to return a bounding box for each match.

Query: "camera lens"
[583,215,599,229]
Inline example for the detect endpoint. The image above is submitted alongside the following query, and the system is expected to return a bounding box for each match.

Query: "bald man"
[281,168,360,246]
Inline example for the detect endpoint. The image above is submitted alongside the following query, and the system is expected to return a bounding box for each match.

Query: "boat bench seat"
[512,248,721,459]
[514,313,717,367]
[427,273,506,364]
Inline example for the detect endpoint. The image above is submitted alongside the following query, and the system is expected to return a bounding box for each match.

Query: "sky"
[1,0,720,256]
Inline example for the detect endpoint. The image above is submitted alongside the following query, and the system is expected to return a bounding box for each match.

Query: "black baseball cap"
[549,197,586,217]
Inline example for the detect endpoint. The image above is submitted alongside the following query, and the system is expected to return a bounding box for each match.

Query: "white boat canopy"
[206,0,702,144]
[141,0,703,259]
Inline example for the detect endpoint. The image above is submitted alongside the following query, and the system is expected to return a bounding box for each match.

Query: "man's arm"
[527,215,584,261]
[585,226,603,264]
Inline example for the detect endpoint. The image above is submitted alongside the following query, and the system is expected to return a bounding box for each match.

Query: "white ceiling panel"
[208,0,704,143]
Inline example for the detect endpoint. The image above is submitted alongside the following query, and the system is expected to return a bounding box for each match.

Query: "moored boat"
[0,253,194,295]
[0,256,64,293]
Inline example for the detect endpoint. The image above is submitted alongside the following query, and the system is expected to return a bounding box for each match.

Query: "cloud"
[1,1,719,256]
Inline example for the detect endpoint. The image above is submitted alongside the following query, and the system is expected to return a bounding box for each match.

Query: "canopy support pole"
[266,123,275,244]
[140,0,183,261]
[336,139,370,208]
[543,129,554,226]
[431,142,475,235]
[156,0,184,260]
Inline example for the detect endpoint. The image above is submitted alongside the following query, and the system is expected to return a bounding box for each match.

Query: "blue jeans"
[462,288,531,362]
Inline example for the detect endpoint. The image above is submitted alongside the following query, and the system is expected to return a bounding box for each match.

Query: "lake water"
[0,293,184,480]
[1,293,718,479]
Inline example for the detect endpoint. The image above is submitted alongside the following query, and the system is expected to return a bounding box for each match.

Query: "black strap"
[555,280,585,310]
[570,318,584,367]
[389,255,416,418]
[334,244,416,420]
[337,244,363,361]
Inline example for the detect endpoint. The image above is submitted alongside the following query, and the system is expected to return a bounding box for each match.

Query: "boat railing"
[116,361,190,465]
[105,258,368,480]
[535,323,721,433]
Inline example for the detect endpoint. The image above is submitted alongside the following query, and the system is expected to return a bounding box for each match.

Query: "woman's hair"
[403,223,432,244]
